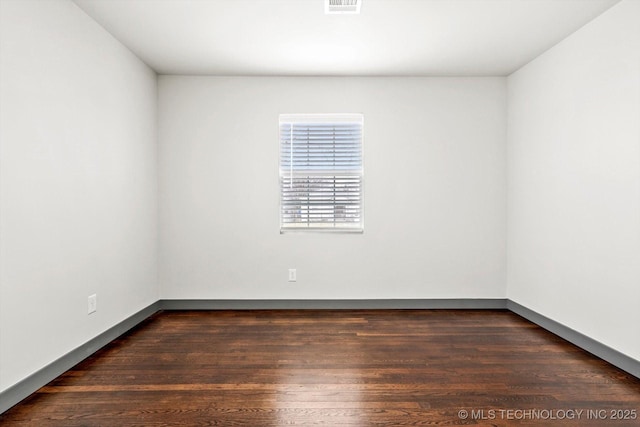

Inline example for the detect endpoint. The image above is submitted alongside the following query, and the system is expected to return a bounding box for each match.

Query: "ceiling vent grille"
[325,0,361,14]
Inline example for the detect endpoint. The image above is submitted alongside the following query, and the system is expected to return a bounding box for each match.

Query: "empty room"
[1,0,639,425]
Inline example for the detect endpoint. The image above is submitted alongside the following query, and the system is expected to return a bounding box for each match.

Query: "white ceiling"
[73,0,621,76]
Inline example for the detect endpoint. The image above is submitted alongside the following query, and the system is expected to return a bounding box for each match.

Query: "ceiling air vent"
[325,0,361,14]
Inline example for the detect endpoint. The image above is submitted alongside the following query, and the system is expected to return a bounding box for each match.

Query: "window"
[279,114,363,232]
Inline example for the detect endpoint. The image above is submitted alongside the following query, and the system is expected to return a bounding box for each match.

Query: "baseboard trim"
[0,301,162,414]
[2,298,638,415]
[507,300,640,379]
[159,298,508,310]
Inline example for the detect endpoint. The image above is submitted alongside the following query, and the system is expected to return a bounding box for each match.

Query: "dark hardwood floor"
[1,310,639,426]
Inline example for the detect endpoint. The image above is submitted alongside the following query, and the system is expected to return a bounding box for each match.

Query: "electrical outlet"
[288,268,297,282]
[88,294,97,314]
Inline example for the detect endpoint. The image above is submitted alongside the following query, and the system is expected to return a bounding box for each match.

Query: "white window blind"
[279,114,363,232]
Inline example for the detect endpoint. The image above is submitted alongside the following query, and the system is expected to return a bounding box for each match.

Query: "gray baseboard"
[0,301,161,414]
[159,298,508,310]
[507,300,640,379]
[2,298,638,415]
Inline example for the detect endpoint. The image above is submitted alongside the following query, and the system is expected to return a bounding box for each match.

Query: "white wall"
[507,0,640,361]
[159,76,506,300]
[0,0,158,392]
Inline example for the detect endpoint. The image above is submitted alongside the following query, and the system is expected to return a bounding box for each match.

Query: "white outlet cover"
[88,294,97,314]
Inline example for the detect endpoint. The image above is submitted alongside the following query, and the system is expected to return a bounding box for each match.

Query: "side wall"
[159,76,507,300]
[507,0,640,361]
[0,0,158,391]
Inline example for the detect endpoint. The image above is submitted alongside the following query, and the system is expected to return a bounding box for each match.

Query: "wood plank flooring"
[1,310,639,426]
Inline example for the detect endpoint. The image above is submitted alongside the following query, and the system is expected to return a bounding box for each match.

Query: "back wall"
[158,76,506,300]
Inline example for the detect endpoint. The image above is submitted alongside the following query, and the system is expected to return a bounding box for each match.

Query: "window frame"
[279,113,364,233]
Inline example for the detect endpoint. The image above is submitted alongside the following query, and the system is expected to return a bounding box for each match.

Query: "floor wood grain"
[1,310,639,426]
